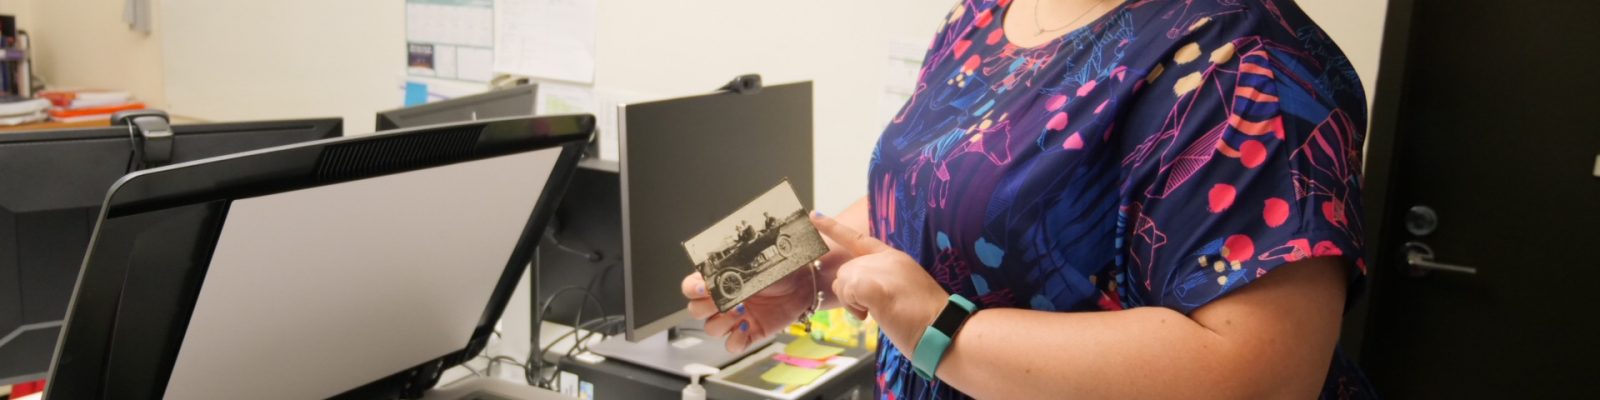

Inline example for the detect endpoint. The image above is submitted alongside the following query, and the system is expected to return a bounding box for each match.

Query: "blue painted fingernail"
[735,304,746,315]
[812,210,826,218]
[696,284,705,295]
[739,321,749,333]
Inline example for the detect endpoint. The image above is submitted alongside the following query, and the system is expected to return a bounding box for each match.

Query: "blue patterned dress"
[868,0,1377,398]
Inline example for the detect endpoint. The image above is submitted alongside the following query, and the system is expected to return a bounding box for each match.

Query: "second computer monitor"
[0,117,341,385]
[618,81,814,341]
[375,84,537,130]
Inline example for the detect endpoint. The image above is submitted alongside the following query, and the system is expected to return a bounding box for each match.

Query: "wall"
[0,1,32,33]
[2,0,167,108]
[158,0,953,213]
[10,0,1388,211]
[159,0,401,133]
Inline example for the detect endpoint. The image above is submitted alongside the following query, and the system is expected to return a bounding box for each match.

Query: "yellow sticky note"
[783,336,845,360]
[760,363,827,386]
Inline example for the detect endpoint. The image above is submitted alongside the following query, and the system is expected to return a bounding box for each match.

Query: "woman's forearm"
[938,307,1235,398]
[922,258,1350,399]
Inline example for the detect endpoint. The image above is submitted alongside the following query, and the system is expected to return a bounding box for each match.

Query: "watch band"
[912,294,978,380]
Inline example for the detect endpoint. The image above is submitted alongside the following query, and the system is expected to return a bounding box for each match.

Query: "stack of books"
[0,95,49,126]
[38,89,146,123]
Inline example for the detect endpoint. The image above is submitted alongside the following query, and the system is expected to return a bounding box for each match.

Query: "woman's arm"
[935,257,1346,399]
[811,214,1348,399]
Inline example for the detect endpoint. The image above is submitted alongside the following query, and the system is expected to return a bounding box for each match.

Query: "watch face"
[931,297,974,334]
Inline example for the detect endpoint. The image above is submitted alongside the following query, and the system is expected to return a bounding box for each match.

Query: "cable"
[527,286,605,388]
[529,315,618,388]
[545,222,604,262]
[539,315,624,389]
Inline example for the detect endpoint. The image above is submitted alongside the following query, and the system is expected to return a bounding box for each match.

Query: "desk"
[0,118,110,132]
[559,336,875,400]
[0,115,205,133]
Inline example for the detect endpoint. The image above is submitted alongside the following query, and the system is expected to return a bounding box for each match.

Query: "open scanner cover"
[44,115,594,399]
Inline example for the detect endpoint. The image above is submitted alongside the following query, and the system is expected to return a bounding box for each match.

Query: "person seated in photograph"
[763,212,780,232]
[683,0,1377,398]
[736,220,756,245]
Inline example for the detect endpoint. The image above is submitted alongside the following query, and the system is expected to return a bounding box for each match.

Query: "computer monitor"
[44,115,593,399]
[574,81,813,374]
[0,117,341,386]
[375,84,537,130]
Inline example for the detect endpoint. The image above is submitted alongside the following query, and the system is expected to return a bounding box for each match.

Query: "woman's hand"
[809,212,948,358]
[680,197,871,353]
[682,269,815,353]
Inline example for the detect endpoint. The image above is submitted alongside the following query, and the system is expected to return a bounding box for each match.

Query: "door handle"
[1404,241,1478,276]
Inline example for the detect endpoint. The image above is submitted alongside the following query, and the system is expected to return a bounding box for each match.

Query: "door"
[1355,0,1600,397]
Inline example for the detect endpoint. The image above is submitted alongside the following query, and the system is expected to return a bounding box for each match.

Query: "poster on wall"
[494,0,597,84]
[406,0,495,82]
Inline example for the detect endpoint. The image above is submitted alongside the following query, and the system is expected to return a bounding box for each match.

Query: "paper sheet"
[397,76,489,108]
[535,82,597,115]
[783,337,845,361]
[760,364,827,387]
[593,89,656,162]
[406,0,495,82]
[494,0,597,83]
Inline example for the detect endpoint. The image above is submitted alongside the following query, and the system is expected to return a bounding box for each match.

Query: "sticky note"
[760,363,827,386]
[783,337,845,360]
[774,354,826,369]
[404,82,428,107]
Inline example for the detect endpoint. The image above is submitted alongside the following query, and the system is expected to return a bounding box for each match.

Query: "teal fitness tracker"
[912,293,978,380]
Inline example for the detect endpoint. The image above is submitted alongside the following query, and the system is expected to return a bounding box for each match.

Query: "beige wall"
[0,1,33,30]
[0,0,166,108]
[1,0,1390,208]
[1297,0,1389,107]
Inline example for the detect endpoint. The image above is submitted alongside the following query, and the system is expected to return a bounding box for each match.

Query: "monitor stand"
[586,320,771,377]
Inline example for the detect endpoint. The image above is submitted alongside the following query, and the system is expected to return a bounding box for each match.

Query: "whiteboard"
[160,0,950,212]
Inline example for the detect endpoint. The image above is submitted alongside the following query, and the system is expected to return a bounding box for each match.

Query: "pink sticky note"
[774,354,827,369]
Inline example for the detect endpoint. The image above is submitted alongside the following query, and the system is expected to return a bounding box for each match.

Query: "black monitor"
[375,84,538,131]
[569,81,813,375]
[0,117,341,386]
[44,115,592,399]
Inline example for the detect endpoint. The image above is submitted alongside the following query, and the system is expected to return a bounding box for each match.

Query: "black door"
[1354,0,1600,397]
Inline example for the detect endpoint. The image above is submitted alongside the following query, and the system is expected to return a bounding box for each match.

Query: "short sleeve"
[918,1,1002,74]
[1117,11,1369,314]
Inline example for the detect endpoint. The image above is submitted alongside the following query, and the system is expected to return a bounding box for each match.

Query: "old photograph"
[682,180,829,312]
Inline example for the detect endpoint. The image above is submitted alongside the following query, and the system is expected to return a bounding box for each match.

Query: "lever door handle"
[1404,241,1478,276]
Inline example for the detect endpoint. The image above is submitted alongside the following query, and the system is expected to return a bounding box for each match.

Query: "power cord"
[528,315,620,390]
[537,315,624,392]
[527,286,605,388]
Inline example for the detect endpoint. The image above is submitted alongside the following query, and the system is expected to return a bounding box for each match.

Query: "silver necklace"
[1033,0,1111,35]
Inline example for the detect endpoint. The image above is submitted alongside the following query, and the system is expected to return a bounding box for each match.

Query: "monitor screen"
[376,84,537,130]
[164,148,559,399]
[43,115,591,398]
[618,81,813,341]
[0,118,340,385]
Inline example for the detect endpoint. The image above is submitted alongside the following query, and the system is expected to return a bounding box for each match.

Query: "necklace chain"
[1033,0,1111,34]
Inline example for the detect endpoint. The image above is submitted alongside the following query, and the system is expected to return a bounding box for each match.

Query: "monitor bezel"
[0,117,343,386]
[375,84,538,131]
[42,114,593,399]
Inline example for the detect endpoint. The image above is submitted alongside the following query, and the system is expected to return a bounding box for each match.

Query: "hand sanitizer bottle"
[681,363,721,400]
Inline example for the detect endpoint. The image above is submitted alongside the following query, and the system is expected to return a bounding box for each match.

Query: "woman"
[684,0,1376,398]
